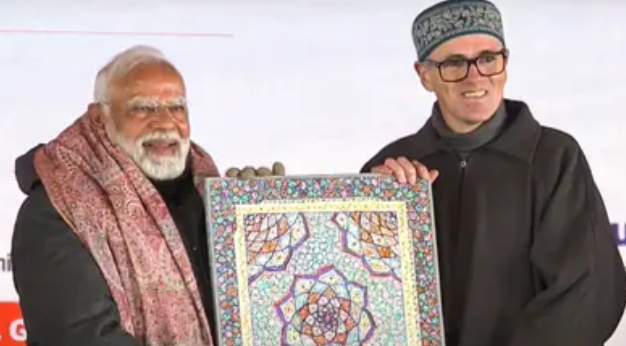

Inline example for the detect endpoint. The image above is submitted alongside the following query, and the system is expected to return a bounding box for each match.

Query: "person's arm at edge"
[507,135,626,346]
[11,184,141,346]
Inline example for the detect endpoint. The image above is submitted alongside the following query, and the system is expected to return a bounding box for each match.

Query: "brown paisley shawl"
[33,106,218,346]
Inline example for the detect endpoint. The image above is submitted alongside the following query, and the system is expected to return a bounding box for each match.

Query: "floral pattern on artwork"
[243,213,310,284]
[332,212,402,281]
[275,265,376,346]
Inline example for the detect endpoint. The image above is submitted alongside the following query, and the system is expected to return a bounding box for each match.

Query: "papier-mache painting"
[204,174,446,346]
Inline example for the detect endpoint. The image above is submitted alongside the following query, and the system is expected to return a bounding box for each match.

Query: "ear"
[414,62,434,92]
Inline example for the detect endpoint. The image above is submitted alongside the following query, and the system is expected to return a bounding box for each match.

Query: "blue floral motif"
[412,0,505,61]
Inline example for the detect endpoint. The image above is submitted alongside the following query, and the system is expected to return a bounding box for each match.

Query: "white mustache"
[138,131,183,146]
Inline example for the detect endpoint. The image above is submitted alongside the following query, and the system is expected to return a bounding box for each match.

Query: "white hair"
[94,45,173,115]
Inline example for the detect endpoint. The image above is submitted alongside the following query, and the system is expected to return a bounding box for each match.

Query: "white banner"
[0,1,624,345]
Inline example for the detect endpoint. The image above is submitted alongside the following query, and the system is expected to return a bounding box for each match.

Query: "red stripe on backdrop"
[0,28,234,38]
[0,302,25,345]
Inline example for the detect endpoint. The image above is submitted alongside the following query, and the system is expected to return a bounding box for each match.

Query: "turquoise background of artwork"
[246,212,408,345]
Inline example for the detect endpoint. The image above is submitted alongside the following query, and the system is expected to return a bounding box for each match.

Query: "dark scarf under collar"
[431,101,508,153]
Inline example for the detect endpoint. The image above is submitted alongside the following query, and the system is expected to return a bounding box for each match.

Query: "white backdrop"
[0,0,625,344]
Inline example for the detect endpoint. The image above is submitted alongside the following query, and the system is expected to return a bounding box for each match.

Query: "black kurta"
[361,99,626,346]
[11,147,217,346]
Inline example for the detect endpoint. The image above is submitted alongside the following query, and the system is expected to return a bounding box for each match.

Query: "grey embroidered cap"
[411,0,505,61]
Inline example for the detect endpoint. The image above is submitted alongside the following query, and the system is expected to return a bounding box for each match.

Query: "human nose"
[465,61,482,81]
[150,108,177,131]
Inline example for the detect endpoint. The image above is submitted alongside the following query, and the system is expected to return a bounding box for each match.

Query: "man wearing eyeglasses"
[361,1,626,346]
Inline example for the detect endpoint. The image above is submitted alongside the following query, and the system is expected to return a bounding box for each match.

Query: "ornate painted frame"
[204,174,446,346]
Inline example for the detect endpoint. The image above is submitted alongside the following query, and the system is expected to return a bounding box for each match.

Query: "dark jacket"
[361,99,626,346]
[11,146,216,346]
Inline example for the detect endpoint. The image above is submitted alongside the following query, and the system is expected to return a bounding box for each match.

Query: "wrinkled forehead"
[112,63,186,103]
[428,34,505,60]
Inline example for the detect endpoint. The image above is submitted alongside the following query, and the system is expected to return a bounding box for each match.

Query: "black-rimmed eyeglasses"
[424,49,509,83]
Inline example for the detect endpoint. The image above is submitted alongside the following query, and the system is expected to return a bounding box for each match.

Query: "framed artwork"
[204,174,445,346]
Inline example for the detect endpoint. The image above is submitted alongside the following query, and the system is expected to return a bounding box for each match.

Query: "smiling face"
[415,34,508,133]
[104,62,191,180]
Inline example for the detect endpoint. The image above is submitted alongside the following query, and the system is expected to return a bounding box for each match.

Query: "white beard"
[107,125,191,181]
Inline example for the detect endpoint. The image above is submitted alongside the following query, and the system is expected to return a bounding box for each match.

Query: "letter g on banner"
[0,302,26,345]
[10,318,26,342]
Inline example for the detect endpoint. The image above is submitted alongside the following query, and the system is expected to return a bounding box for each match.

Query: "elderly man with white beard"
[11,45,280,346]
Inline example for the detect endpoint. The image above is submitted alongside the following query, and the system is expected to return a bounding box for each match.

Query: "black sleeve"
[11,185,141,346]
[507,140,626,346]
